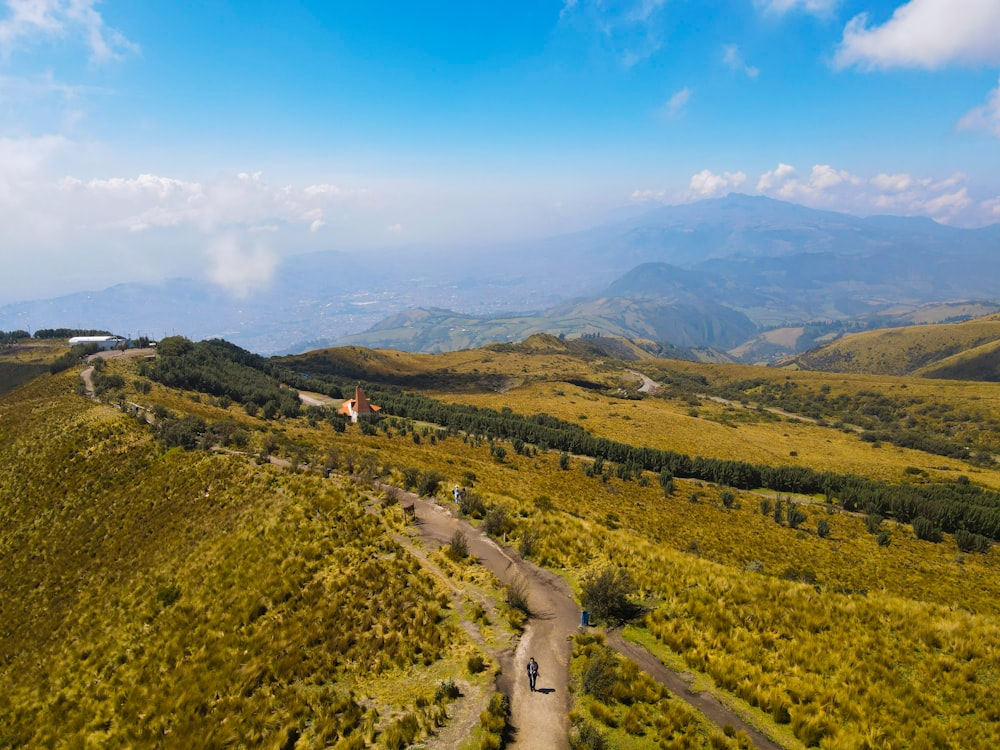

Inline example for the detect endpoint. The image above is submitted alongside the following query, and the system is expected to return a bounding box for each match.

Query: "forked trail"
[397,490,782,750]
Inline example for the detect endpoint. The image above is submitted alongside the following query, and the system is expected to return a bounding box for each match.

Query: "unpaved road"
[401,496,576,749]
[629,369,660,394]
[398,491,782,750]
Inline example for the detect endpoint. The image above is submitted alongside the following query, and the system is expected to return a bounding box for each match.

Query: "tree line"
[359,382,1000,543]
[146,337,303,419]
[144,336,1000,544]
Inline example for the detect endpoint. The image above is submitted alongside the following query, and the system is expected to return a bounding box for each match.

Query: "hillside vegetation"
[0,369,490,748]
[4,332,1000,748]
[788,313,1000,379]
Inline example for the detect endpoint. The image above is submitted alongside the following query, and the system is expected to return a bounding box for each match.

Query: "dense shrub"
[786,501,807,529]
[447,531,468,561]
[571,717,610,750]
[913,516,943,542]
[505,576,530,615]
[581,650,619,703]
[459,490,487,518]
[580,567,636,624]
[417,469,444,498]
[482,506,513,538]
[478,693,509,749]
[955,529,991,553]
[467,655,486,674]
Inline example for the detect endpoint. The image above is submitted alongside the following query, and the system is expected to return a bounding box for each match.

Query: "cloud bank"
[835,0,1000,70]
[634,164,996,226]
[0,0,139,62]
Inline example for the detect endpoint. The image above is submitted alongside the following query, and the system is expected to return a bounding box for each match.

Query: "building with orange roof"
[338,385,381,423]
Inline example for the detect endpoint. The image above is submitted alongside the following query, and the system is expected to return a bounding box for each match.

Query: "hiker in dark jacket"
[527,657,539,691]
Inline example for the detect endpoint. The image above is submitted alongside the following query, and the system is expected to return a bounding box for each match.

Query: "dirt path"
[628,369,660,394]
[400,495,576,750]
[80,364,96,399]
[393,490,783,749]
[298,390,337,407]
[604,631,782,750]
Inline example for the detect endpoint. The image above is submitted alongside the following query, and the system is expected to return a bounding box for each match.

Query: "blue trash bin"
[581,610,590,626]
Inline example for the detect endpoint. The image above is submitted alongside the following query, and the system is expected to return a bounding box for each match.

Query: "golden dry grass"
[793,313,1000,375]
[6,338,1000,747]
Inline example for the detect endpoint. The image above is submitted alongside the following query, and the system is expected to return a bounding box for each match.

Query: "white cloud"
[756,162,797,192]
[560,0,668,68]
[754,0,839,15]
[688,169,747,198]
[386,222,402,234]
[53,170,369,237]
[754,162,981,223]
[0,149,380,300]
[630,189,667,202]
[810,164,856,190]
[0,0,139,62]
[871,172,914,192]
[958,77,1000,138]
[923,187,971,215]
[757,162,860,202]
[835,0,1000,70]
[982,196,1000,217]
[205,235,278,298]
[661,86,691,118]
[722,45,759,78]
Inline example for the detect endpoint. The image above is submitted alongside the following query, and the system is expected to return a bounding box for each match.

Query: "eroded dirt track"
[397,491,783,749]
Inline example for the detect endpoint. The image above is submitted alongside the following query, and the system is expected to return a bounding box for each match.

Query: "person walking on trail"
[453,485,461,503]
[527,657,539,692]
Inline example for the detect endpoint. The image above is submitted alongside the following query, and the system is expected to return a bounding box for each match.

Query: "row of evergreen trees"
[147,337,303,418]
[147,337,1000,544]
[0,328,114,344]
[362,383,1000,542]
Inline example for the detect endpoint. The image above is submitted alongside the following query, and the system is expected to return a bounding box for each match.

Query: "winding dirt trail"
[399,495,577,749]
[394,490,783,750]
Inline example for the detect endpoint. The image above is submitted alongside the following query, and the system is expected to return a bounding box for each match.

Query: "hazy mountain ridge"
[3,194,998,357]
[333,195,1000,359]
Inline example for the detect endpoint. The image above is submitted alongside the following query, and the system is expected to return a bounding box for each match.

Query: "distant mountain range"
[3,193,998,359]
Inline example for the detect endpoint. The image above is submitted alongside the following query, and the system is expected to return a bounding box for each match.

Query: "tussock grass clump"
[476,692,509,750]
[570,633,739,747]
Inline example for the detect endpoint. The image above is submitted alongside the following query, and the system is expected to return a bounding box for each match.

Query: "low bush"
[956,529,991,553]
[452,528,470,555]
[467,654,486,674]
[580,567,636,625]
[913,516,943,542]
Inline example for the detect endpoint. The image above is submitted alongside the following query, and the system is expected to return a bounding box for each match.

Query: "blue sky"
[1,0,999,301]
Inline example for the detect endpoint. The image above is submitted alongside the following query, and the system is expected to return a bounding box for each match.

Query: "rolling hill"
[4,329,1000,747]
[786,312,1000,379]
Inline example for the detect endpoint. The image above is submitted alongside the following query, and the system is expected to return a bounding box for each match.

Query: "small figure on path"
[453,485,461,503]
[527,657,539,692]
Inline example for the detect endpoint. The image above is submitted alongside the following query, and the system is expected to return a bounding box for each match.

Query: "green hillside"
[4,335,1000,748]
[0,370,488,748]
[788,313,1000,379]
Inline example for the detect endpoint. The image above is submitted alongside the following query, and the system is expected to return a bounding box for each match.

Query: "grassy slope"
[0,370,482,748]
[6,337,1000,748]
[282,340,1000,746]
[791,313,1000,377]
